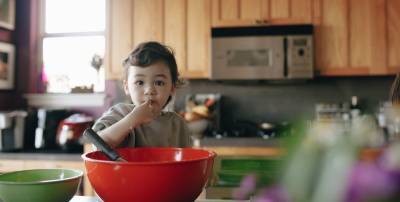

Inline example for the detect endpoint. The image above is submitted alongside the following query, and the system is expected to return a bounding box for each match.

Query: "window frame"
[38,0,107,94]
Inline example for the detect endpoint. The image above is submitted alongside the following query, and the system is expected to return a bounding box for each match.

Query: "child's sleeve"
[92,103,132,132]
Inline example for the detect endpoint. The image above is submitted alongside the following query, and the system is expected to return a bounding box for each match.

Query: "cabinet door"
[212,0,269,27]
[165,0,211,78]
[106,0,133,80]
[212,0,312,27]
[315,0,351,75]
[350,0,386,75]
[132,0,164,47]
[316,0,399,76]
[387,0,400,73]
[186,0,211,78]
[164,0,187,78]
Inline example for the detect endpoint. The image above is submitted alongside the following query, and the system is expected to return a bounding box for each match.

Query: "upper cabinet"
[106,0,400,79]
[107,0,133,80]
[106,0,210,80]
[211,0,314,27]
[387,0,400,73]
[315,0,400,76]
[165,0,211,78]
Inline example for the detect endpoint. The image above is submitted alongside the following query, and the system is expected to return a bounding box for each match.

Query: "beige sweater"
[92,103,192,148]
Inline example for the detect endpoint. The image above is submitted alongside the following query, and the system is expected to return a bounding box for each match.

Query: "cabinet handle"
[255,19,262,24]
[263,20,270,24]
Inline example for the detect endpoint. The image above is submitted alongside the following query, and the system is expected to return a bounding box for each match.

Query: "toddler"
[92,41,192,148]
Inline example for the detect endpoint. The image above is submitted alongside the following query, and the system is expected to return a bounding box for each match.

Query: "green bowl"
[0,168,83,202]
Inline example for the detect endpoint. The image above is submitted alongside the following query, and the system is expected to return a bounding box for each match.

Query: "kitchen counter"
[0,137,282,159]
[197,137,281,147]
[196,137,283,157]
[0,151,81,161]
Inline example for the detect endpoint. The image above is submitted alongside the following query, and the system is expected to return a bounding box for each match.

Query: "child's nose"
[144,85,156,95]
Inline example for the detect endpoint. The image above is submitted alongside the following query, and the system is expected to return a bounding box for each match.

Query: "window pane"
[45,0,105,33]
[43,36,105,93]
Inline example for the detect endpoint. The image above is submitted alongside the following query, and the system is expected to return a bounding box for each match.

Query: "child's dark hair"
[122,41,183,87]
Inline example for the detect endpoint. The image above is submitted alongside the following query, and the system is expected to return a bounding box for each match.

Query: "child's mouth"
[144,98,157,105]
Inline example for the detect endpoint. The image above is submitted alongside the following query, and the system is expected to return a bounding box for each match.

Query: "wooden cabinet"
[387,0,400,72]
[211,0,314,27]
[106,0,210,80]
[164,0,211,78]
[107,0,133,80]
[106,0,400,79]
[315,0,400,76]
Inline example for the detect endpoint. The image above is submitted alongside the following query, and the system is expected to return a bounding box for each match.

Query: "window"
[41,0,106,93]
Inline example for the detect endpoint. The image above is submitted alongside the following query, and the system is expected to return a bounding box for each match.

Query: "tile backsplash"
[175,76,395,128]
[107,76,395,130]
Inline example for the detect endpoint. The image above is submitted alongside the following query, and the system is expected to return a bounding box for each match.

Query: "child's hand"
[130,99,161,126]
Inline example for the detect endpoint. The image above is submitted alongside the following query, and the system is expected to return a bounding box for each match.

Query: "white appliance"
[0,111,27,151]
[211,25,314,80]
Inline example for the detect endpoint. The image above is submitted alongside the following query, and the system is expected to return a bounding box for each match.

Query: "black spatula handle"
[84,128,124,161]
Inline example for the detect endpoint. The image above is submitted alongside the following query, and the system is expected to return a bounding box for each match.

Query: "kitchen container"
[0,110,27,151]
[82,147,216,202]
[56,113,93,152]
[0,168,83,202]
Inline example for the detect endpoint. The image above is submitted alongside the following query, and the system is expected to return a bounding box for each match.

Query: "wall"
[0,0,39,111]
[171,76,395,129]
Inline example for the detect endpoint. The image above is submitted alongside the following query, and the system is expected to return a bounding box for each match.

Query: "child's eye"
[134,80,144,86]
[155,80,165,86]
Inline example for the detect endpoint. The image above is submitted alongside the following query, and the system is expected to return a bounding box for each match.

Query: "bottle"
[350,96,361,119]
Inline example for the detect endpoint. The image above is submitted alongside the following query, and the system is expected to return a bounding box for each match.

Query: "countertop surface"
[0,137,281,160]
[198,137,280,147]
[0,151,82,161]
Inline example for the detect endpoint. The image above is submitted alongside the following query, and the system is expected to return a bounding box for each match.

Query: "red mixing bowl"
[82,147,216,202]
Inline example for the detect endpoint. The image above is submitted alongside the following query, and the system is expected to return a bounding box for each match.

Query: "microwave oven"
[211,25,313,80]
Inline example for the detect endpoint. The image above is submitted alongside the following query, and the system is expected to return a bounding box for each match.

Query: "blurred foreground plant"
[233,115,400,202]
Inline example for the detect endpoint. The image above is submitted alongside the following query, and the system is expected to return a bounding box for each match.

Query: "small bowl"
[0,168,83,202]
[188,119,209,138]
[82,147,216,202]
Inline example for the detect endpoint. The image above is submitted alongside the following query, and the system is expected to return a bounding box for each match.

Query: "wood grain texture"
[315,0,349,70]
[107,0,132,80]
[350,0,373,68]
[241,0,263,20]
[164,0,187,76]
[220,0,239,20]
[350,0,386,74]
[387,0,400,70]
[291,0,312,23]
[313,0,322,25]
[212,0,261,27]
[270,0,289,19]
[187,0,210,77]
[132,0,163,47]
[368,0,387,74]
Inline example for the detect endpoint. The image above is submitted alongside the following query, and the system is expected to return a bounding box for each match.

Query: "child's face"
[123,61,176,110]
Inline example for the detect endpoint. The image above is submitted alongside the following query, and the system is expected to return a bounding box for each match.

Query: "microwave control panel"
[286,35,313,78]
